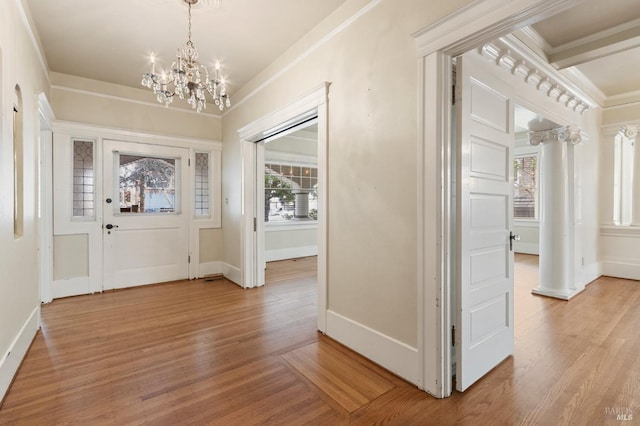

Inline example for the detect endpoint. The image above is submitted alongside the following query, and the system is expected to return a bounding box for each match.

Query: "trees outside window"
[514,155,537,219]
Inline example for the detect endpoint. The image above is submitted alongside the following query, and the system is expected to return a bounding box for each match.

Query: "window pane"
[119,155,176,213]
[195,152,210,216]
[264,162,318,223]
[514,156,536,219]
[73,140,95,217]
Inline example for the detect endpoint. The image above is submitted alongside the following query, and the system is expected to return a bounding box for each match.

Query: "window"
[514,155,537,219]
[118,155,177,213]
[265,162,318,223]
[73,140,95,218]
[194,152,210,216]
[613,129,635,225]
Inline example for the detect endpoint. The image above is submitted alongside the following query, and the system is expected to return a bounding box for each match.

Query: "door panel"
[456,51,515,391]
[103,140,189,290]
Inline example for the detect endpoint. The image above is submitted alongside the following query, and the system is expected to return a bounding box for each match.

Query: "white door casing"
[455,50,515,391]
[102,140,190,290]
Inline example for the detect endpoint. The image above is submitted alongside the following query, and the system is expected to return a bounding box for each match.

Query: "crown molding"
[514,26,607,107]
[479,35,597,114]
[15,0,50,85]
[412,0,583,57]
[51,84,222,118]
[605,90,640,108]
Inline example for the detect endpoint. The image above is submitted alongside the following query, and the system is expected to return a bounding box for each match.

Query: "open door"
[455,51,515,391]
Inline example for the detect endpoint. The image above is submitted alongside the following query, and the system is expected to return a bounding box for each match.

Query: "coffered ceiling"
[528,0,640,99]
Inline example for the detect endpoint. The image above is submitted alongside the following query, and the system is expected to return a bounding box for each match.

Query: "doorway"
[449,43,583,392]
[238,83,329,331]
[260,122,319,282]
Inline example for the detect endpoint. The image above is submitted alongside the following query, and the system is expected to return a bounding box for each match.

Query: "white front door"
[102,140,189,290]
[455,51,515,391]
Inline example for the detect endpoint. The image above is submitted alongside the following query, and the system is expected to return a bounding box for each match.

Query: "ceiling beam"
[549,17,640,69]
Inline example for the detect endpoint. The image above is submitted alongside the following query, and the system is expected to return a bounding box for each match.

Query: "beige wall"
[222,0,472,348]
[0,0,50,392]
[199,228,223,263]
[50,73,222,141]
[53,235,89,280]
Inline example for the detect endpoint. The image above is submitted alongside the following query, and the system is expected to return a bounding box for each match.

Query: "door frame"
[37,93,55,304]
[52,121,222,299]
[239,82,330,332]
[413,0,585,398]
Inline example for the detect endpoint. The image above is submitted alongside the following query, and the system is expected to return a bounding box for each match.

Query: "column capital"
[620,125,638,140]
[528,126,582,146]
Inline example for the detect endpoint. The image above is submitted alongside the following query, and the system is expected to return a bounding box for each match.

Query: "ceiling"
[25,0,346,98]
[24,0,640,109]
[529,0,640,98]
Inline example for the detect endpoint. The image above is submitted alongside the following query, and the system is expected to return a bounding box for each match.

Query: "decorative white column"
[529,126,583,300]
[626,126,640,226]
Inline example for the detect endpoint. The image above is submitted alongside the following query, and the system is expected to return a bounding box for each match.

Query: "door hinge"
[188,158,191,166]
[253,217,257,232]
[451,325,456,347]
[188,255,191,263]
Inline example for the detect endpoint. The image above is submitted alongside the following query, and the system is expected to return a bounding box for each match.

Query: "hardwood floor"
[1,254,639,425]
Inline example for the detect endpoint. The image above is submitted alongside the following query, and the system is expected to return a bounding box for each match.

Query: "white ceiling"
[530,0,640,98]
[24,0,640,108]
[25,0,346,95]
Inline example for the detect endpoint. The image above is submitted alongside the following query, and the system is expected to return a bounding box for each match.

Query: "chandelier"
[141,0,230,112]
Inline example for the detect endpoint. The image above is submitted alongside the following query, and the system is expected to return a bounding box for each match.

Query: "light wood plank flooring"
[1,254,639,424]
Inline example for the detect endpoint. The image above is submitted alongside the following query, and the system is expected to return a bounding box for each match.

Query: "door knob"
[105,224,118,230]
[509,231,520,251]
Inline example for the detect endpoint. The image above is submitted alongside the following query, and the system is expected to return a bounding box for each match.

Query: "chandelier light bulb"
[141,0,231,112]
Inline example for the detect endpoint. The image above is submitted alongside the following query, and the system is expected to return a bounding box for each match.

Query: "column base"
[531,286,584,301]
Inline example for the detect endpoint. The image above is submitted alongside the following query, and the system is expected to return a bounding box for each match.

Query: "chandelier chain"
[187,2,192,46]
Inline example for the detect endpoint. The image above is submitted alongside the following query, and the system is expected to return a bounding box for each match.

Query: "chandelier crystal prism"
[141,0,230,112]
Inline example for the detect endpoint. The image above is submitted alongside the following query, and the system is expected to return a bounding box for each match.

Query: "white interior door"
[455,51,515,391]
[103,140,189,290]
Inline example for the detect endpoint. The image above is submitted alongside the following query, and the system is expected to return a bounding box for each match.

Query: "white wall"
[265,225,317,261]
[600,104,640,280]
[0,0,50,401]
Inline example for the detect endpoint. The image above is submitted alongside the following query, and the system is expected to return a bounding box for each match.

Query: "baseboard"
[53,276,90,299]
[222,263,242,286]
[0,306,39,403]
[325,310,419,385]
[198,261,223,278]
[514,242,539,255]
[265,245,318,262]
[602,259,640,281]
